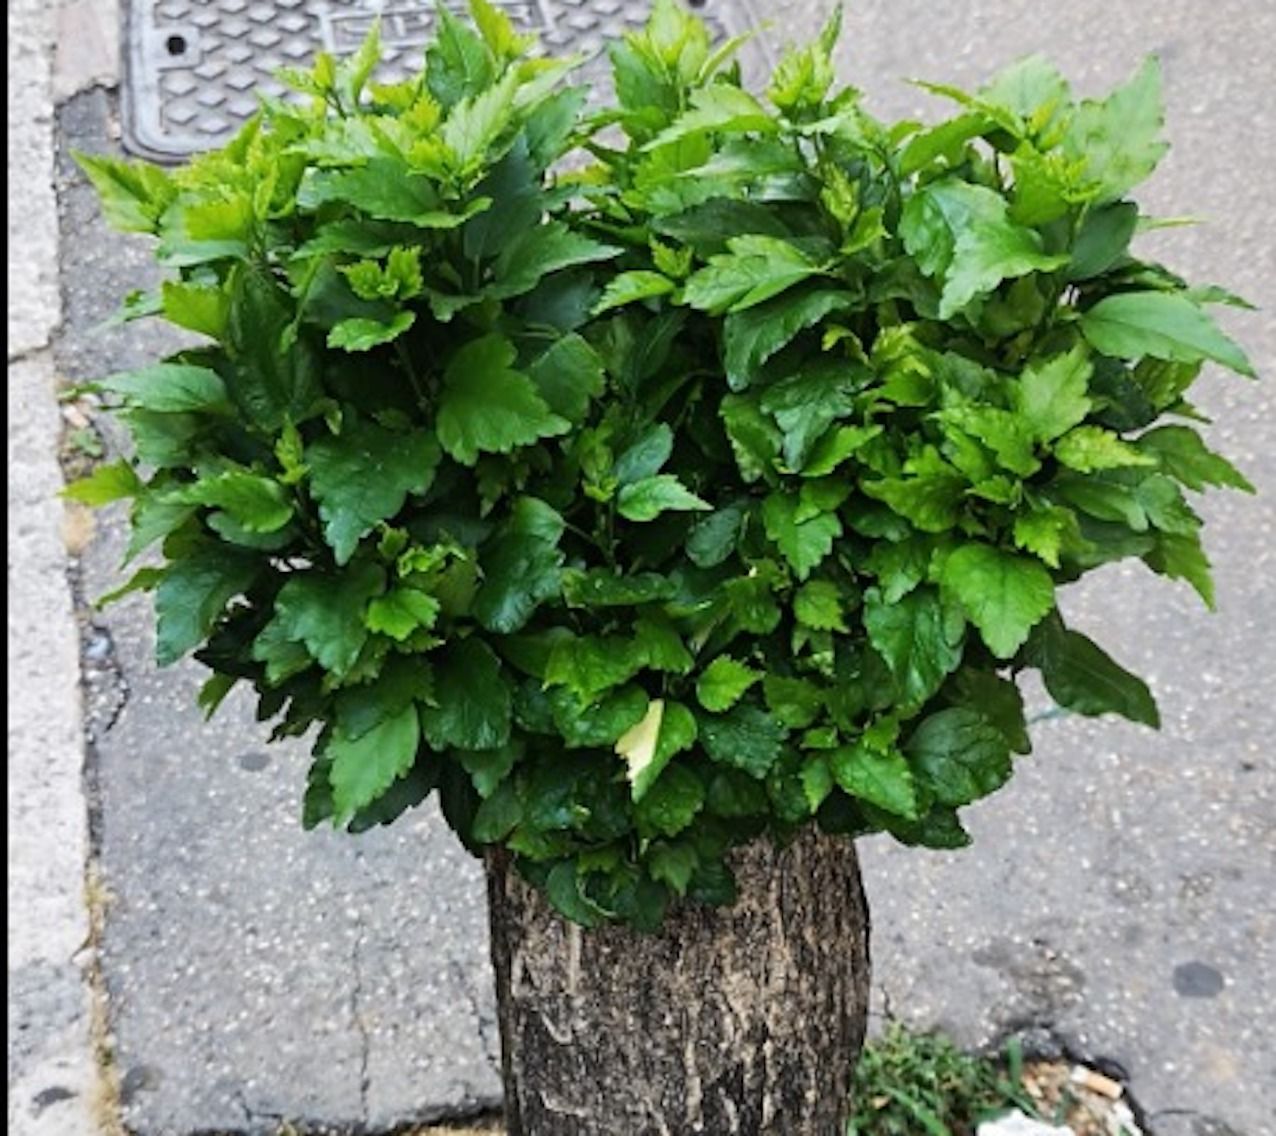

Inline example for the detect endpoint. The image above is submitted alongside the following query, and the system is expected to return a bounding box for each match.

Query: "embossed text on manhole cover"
[122,0,777,160]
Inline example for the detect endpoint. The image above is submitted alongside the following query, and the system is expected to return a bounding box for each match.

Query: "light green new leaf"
[793,578,848,632]
[617,474,710,521]
[1054,425,1155,473]
[1063,57,1168,200]
[1081,292,1255,377]
[161,281,229,339]
[592,271,676,315]
[682,235,824,316]
[643,84,775,150]
[307,422,441,564]
[442,70,518,172]
[74,152,175,234]
[941,543,1054,658]
[63,460,142,506]
[1012,346,1093,442]
[437,334,569,464]
[329,704,420,824]
[327,311,416,352]
[366,587,441,641]
[696,656,760,712]
[1012,503,1082,568]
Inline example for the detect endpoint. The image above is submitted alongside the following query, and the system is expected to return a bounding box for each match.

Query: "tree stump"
[486,829,871,1135]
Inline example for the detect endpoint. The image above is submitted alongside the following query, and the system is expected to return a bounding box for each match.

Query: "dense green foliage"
[70,0,1255,929]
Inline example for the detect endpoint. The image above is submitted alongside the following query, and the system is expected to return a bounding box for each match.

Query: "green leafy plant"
[848,1025,1036,1135]
[69,0,1255,930]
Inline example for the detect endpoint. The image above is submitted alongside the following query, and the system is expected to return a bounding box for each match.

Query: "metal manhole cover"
[122,0,778,160]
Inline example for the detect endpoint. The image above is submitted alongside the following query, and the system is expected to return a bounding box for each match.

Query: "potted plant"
[68,2,1255,1131]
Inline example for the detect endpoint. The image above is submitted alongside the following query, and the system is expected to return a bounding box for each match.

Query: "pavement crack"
[351,922,372,1125]
[451,958,501,1074]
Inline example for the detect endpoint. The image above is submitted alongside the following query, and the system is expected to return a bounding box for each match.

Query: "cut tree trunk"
[485,829,871,1136]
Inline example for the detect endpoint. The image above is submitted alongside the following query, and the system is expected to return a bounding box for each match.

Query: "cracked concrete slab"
[56,86,501,1136]
[8,0,100,1134]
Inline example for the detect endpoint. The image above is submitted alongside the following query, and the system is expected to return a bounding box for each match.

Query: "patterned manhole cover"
[122,0,779,160]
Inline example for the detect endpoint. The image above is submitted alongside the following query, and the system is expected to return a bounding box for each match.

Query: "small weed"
[67,426,104,459]
[848,1025,1037,1135]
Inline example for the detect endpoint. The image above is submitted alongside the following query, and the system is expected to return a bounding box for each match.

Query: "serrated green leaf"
[74,152,174,234]
[96,363,231,414]
[491,221,621,300]
[327,311,416,351]
[1012,503,1082,568]
[793,578,848,632]
[366,587,441,640]
[1063,56,1168,200]
[830,742,918,819]
[421,638,512,750]
[1012,346,1093,442]
[683,235,823,316]
[525,334,604,423]
[63,460,142,506]
[865,586,966,709]
[940,543,1054,659]
[155,547,260,666]
[617,474,710,521]
[161,280,229,338]
[1054,425,1155,472]
[437,334,569,464]
[271,563,385,678]
[616,698,698,801]
[307,422,442,564]
[762,674,823,729]
[1025,613,1159,726]
[167,469,294,533]
[545,634,647,703]
[1136,425,1254,493]
[1081,292,1255,378]
[1143,529,1215,608]
[698,704,785,778]
[473,496,565,633]
[426,3,494,107]
[696,656,760,712]
[635,763,705,838]
[592,270,676,315]
[905,707,1012,807]
[562,568,675,607]
[762,491,841,580]
[329,704,421,824]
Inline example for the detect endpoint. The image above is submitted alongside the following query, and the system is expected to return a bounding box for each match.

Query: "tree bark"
[485,829,871,1136]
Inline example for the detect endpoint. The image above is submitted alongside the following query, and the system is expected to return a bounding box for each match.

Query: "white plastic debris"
[977,1110,1077,1136]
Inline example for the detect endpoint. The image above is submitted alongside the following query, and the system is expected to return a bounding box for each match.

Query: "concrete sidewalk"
[9,1,1275,1135]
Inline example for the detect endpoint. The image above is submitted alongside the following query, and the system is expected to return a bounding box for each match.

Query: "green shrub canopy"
[70,0,1256,929]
